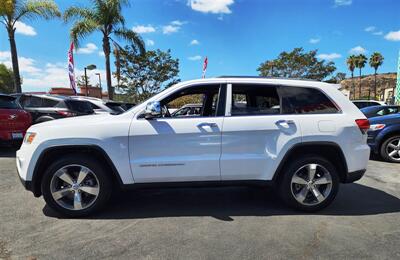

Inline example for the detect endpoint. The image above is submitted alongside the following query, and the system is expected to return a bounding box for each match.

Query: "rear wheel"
[279,155,339,212]
[41,154,112,217]
[380,136,400,163]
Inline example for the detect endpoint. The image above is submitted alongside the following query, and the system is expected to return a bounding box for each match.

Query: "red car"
[0,94,32,144]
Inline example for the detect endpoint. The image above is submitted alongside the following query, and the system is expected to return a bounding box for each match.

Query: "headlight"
[23,132,36,144]
[369,124,385,131]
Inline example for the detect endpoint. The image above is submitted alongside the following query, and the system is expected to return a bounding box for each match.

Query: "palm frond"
[63,6,95,23]
[70,19,98,48]
[15,0,61,22]
[113,27,145,54]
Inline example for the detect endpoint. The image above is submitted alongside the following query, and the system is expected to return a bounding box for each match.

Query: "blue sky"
[0,0,400,92]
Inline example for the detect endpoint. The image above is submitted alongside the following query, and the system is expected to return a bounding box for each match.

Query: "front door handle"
[198,122,218,128]
[276,120,295,126]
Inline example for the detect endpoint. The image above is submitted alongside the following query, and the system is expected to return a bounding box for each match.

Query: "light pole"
[95,73,102,96]
[84,64,97,96]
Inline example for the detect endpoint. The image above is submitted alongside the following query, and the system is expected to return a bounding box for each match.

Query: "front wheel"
[41,155,112,217]
[278,155,339,212]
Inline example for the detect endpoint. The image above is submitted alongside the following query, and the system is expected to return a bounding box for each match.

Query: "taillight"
[355,119,370,134]
[57,111,76,117]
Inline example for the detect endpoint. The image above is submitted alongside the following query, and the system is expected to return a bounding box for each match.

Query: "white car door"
[220,83,302,181]
[129,84,225,183]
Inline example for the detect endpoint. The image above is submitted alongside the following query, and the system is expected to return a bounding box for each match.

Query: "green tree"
[257,47,336,81]
[0,64,14,94]
[369,52,384,99]
[354,54,367,99]
[0,0,60,93]
[346,55,357,99]
[115,46,180,103]
[64,0,145,100]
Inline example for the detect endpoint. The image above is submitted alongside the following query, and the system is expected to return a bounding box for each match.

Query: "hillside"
[340,72,397,100]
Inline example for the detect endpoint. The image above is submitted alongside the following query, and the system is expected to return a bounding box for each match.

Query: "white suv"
[16,77,370,216]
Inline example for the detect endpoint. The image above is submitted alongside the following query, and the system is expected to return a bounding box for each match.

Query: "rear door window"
[231,84,280,116]
[279,86,339,114]
[65,100,94,113]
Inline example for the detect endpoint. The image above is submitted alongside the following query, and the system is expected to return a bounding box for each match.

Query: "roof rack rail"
[216,76,319,82]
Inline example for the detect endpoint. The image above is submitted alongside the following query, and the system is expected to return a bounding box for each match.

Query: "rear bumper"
[343,169,366,183]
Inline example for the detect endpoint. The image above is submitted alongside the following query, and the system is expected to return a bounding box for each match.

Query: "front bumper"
[343,169,366,183]
[18,173,32,191]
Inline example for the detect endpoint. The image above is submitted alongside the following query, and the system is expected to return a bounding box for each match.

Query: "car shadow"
[0,146,18,158]
[43,183,400,220]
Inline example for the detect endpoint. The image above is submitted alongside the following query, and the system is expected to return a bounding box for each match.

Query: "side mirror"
[145,101,162,119]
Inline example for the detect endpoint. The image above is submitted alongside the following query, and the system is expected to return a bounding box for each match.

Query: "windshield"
[105,102,126,113]
[0,96,20,109]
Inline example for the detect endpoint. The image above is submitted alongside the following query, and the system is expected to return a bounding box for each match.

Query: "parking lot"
[0,147,399,259]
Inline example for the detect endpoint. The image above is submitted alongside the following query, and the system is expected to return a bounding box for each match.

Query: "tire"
[380,136,400,163]
[278,155,340,212]
[41,154,112,217]
[35,116,55,124]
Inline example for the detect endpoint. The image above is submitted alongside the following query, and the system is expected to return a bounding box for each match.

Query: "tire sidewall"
[380,136,400,163]
[41,154,112,217]
[279,155,340,212]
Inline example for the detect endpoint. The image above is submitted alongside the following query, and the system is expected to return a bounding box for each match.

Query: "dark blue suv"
[367,113,400,163]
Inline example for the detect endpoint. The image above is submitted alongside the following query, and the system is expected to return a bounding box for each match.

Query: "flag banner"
[202,56,208,78]
[68,42,77,94]
[396,50,400,104]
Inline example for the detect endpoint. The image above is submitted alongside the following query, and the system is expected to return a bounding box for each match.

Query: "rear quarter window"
[0,96,19,109]
[65,100,94,113]
[279,86,339,114]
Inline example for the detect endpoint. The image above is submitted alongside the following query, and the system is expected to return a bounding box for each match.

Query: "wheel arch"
[31,145,123,197]
[376,127,400,150]
[272,142,348,184]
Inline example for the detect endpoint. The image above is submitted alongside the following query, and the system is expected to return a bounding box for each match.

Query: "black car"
[12,94,94,124]
[360,105,400,118]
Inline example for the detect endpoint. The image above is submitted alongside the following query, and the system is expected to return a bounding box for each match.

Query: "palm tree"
[64,0,145,100]
[369,52,384,99]
[0,0,60,93]
[354,54,367,99]
[346,55,356,99]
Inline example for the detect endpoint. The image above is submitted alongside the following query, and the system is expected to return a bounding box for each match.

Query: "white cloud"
[364,26,376,32]
[146,39,155,46]
[317,53,342,60]
[171,20,185,26]
[98,51,105,57]
[349,46,367,54]
[190,39,200,45]
[372,31,383,35]
[384,30,400,41]
[14,21,37,36]
[334,0,352,6]
[163,25,180,34]
[188,55,202,61]
[132,25,156,34]
[188,0,234,14]
[0,51,41,74]
[309,38,320,44]
[77,43,98,54]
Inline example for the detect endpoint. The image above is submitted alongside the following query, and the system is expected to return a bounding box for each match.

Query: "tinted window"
[0,96,19,109]
[42,98,59,107]
[22,96,42,107]
[280,86,339,114]
[231,84,280,116]
[65,100,94,113]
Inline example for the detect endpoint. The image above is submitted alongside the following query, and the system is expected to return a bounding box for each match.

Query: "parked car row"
[350,100,400,163]
[0,93,135,145]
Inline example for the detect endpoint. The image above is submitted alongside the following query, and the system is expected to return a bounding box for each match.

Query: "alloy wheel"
[50,164,100,211]
[386,138,400,161]
[290,163,333,206]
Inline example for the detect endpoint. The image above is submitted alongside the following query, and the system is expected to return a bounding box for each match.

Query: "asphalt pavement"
[0,147,400,259]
